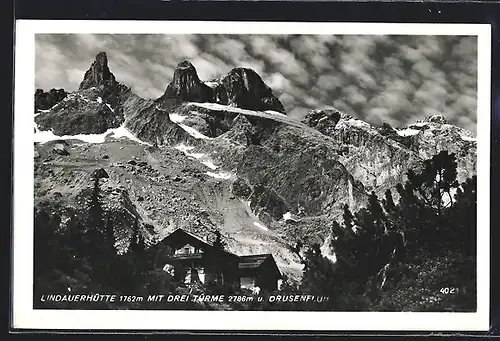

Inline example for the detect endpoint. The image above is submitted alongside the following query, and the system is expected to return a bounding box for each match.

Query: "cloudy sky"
[35,34,478,133]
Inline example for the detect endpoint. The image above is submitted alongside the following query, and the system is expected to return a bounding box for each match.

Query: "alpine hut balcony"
[170,252,204,260]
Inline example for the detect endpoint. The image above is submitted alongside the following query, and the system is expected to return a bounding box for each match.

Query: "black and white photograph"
[12,21,491,331]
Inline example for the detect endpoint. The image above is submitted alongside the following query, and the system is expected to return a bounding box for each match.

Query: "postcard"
[12,20,491,331]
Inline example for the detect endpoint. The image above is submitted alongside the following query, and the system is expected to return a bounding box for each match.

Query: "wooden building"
[152,228,241,289]
[151,228,282,292]
[239,254,283,292]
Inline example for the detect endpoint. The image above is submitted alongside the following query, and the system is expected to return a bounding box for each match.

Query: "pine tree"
[211,229,227,288]
[342,204,355,232]
[105,215,116,252]
[129,216,144,256]
[122,216,147,292]
[449,175,477,257]
[299,243,337,308]
[86,177,106,257]
[398,151,460,255]
[212,230,227,251]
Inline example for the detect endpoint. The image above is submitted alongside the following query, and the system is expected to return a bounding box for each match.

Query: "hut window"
[175,244,195,255]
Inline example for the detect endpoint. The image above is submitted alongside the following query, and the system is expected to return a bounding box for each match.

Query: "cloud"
[35,34,478,133]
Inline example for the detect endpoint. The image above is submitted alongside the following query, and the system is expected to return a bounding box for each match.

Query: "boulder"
[52,143,69,156]
[91,168,110,179]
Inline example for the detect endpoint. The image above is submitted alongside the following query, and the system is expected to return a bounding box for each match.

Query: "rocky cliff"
[33,52,477,282]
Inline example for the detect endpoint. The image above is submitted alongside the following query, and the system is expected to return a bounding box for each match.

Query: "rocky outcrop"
[79,52,118,90]
[125,103,192,145]
[35,88,68,112]
[35,88,125,135]
[156,62,285,116]
[401,115,477,183]
[157,60,213,108]
[426,114,447,125]
[302,108,342,135]
[91,168,110,180]
[213,68,285,114]
[52,143,69,156]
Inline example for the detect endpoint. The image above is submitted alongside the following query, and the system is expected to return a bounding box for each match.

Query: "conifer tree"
[105,215,116,253]
[211,229,227,287]
[300,243,336,294]
[129,216,144,256]
[449,175,477,256]
[212,230,227,251]
[87,177,106,257]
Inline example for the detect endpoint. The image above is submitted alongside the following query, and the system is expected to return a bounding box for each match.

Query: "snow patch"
[204,81,219,88]
[174,143,205,159]
[205,171,233,180]
[347,178,354,209]
[36,101,63,113]
[190,102,308,130]
[397,128,421,137]
[174,143,195,153]
[283,212,292,221]
[264,110,287,117]
[411,122,429,128]
[253,222,268,231]
[461,135,476,142]
[97,97,103,104]
[201,160,218,170]
[111,126,151,145]
[34,123,151,145]
[178,123,211,139]
[347,118,369,128]
[105,103,114,112]
[169,113,186,123]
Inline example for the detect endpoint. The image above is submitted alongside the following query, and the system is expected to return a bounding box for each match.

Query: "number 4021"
[440,287,459,294]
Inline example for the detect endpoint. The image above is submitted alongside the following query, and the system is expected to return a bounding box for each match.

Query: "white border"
[12,20,491,331]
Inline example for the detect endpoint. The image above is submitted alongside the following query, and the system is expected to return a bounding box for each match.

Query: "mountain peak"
[177,60,197,70]
[160,60,211,104]
[79,51,118,90]
[216,66,286,114]
[425,114,447,125]
[95,51,109,66]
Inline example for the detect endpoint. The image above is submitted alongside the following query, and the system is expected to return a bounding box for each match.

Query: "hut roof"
[238,254,273,269]
[157,228,239,258]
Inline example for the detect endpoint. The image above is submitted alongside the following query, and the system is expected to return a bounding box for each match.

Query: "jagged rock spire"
[158,61,286,114]
[79,52,117,90]
[214,67,286,114]
[161,60,212,103]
